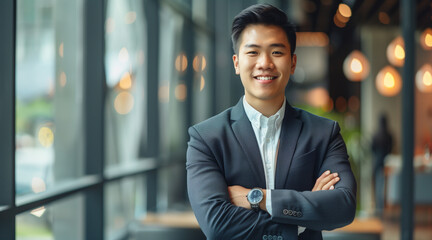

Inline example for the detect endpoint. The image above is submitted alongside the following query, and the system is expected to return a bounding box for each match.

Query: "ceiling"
[296,0,432,34]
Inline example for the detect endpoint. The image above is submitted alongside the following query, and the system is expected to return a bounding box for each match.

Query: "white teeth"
[256,76,274,80]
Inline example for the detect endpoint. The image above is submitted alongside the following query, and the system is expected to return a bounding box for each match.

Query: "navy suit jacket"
[186,98,356,240]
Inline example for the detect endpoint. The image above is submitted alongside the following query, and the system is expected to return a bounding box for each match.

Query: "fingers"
[321,174,340,190]
[312,171,340,192]
[312,170,330,191]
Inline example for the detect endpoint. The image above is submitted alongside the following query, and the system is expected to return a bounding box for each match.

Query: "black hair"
[231,4,296,55]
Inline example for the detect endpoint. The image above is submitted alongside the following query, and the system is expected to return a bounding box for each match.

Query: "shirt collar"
[243,96,286,129]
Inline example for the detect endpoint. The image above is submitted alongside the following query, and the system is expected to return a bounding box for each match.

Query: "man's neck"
[244,96,285,117]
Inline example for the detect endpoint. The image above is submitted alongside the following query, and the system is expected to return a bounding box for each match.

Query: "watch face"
[248,189,263,204]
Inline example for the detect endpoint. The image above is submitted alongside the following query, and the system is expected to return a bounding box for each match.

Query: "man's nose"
[257,54,274,69]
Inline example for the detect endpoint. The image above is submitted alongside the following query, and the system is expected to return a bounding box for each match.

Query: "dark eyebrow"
[243,43,287,48]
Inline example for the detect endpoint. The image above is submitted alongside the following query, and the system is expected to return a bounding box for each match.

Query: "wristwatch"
[247,188,264,211]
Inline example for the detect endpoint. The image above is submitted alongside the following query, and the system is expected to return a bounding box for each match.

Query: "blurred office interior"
[1,0,432,239]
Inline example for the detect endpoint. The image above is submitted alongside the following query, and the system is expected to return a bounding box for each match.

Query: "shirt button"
[297,211,303,218]
[262,235,268,240]
[283,209,289,215]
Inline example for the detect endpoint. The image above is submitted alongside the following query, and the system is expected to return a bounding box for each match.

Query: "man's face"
[233,24,296,106]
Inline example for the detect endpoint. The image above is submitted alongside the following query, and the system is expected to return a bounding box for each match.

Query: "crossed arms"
[186,122,357,239]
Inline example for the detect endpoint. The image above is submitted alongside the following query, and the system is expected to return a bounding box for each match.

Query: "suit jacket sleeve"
[270,121,357,230]
[186,126,298,240]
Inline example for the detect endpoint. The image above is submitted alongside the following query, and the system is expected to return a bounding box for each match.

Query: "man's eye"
[273,51,283,55]
[247,51,258,55]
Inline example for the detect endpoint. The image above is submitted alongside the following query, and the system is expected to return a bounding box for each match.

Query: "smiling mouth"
[255,76,276,80]
[254,76,277,83]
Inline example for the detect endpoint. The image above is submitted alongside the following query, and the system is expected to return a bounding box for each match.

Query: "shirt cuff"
[266,189,272,215]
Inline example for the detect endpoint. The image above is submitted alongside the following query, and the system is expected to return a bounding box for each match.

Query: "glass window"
[104,0,147,167]
[192,29,212,124]
[16,194,84,240]
[104,175,146,240]
[15,0,84,198]
[158,2,187,161]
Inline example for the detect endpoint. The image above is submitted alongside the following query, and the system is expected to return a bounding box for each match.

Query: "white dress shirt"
[243,97,305,235]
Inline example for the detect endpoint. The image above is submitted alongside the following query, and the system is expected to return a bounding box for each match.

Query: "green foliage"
[16,98,53,134]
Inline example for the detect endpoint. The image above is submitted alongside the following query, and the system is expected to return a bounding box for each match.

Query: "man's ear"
[291,54,297,74]
[232,54,240,75]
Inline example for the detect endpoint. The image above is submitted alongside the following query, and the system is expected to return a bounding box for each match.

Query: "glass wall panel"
[104,0,147,167]
[157,2,189,211]
[15,0,84,198]
[104,175,146,240]
[192,29,212,124]
[16,194,84,240]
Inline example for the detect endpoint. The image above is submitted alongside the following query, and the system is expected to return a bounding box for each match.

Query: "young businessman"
[186,4,356,240]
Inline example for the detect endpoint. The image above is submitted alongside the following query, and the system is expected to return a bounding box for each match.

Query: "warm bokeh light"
[30,206,46,218]
[351,58,362,73]
[386,36,405,67]
[338,3,352,18]
[348,96,360,112]
[200,76,205,91]
[59,71,67,87]
[378,12,390,24]
[335,10,350,24]
[193,55,207,72]
[114,91,134,114]
[383,72,395,88]
[334,14,346,28]
[343,50,370,81]
[105,17,115,34]
[305,87,329,108]
[175,53,188,72]
[376,66,402,97]
[416,64,432,93]
[175,83,187,101]
[31,177,46,193]
[119,72,132,90]
[296,32,329,47]
[335,96,347,112]
[394,45,405,60]
[38,126,54,147]
[125,11,137,24]
[59,42,64,58]
[420,28,432,50]
[158,84,170,103]
[322,98,334,112]
[118,47,129,63]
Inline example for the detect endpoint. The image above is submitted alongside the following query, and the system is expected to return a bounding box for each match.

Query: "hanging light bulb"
[420,28,432,50]
[416,64,432,93]
[376,66,402,97]
[386,36,405,67]
[343,50,370,81]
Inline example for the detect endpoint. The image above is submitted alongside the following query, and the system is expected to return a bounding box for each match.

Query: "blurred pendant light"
[416,64,432,93]
[343,50,370,81]
[386,36,405,67]
[420,28,432,50]
[376,66,402,97]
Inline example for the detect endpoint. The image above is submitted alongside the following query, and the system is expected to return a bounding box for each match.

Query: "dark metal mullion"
[0,0,16,239]
[143,0,160,212]
[400,0,415,239]
[15,175,101,214]
[83,0,105,239]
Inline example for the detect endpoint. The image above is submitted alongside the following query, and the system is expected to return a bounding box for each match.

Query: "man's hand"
[228,185,267,211]
[312,170,340,191]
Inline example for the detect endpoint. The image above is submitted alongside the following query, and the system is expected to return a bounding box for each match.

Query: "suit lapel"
[275,104,302,189]
[230,99,266,187]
